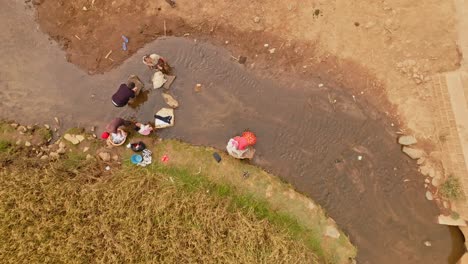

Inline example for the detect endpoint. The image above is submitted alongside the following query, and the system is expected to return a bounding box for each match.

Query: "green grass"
[440,176,464,200]
[0,139,11,153]
[135,159,329,261]
[65,127,85,134]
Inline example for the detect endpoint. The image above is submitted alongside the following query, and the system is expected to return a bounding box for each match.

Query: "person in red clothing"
[226,131,257,159]
[111,82,138,107]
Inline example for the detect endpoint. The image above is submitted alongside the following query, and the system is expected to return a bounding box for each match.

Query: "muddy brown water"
[1,1,465,263]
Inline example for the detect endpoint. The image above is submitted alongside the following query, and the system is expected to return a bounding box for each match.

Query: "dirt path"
[1,1,465,263]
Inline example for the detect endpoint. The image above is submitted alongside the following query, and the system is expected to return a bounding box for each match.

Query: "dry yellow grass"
[0,144,318,263]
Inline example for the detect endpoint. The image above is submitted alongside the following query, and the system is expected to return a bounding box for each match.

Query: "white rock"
[98,152,111,162]
[59,141,66,149]
[83,147,89,152]
[417,157,426,165]
[86,154,94,160]
[75,135,85,142]
[24,141,31,147]
[398,135,417,145]
[424,241,432,247]
[419,163,434,177]
[40,155,48,160]
[44,124,50,129]
[57,148,66,154]
[64,134,80,145]
[10,123,19,128]
[264,43,269,48]
[162,93,179,108]
[152,71,167,89]
[253,16,260,23]
[432,177,443,187]
[15,140,21,145]
[112,154,119,161]
[268,48,276,54]
[438,214,467,226]
[17,126,27,133]
[425,191,433,201]
[54,117,60,125]
[402,147,425,159]
[324,225,341,239]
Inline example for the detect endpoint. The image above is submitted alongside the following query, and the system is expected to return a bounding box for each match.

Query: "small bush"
[440,176,463,200]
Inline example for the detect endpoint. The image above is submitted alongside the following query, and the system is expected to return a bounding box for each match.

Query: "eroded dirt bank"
[1,1,465,263]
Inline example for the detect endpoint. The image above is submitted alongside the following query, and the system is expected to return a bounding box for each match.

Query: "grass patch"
[0,139,11,153]
[0,157,318,263]
[65,127,85,134]
[440,175,464,200]
[36,127,52,142]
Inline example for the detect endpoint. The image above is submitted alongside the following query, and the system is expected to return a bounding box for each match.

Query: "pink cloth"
[234,136,248,150]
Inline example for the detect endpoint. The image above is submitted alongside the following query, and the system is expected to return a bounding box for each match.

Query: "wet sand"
[0,1,465,263]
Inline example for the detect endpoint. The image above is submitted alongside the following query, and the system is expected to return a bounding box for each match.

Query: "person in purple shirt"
[111,82,138,107]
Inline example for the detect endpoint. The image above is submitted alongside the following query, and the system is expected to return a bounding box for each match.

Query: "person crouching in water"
[111,82,138,107]
[142,54,171,74]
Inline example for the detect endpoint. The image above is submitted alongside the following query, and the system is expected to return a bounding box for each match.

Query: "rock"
[425,191,433,201]
[86,154,94,160]
[49,152,60,159]
[398,135,417,145]
[54,117,60,125]
[432,177,443,187]
[162,93,179,108]
[90,126,95,132]
[155,108,174,128]
[17,125,27,133]
[152,71,167,89]
[324,225,341,239]
[57,148,66,154]
[58,141,66,149]
[64,134,80,145]
[268,48,276,54]
[44,124,50,129]
[112,154,119,161]
[253,16,260,23]
[15,140,21,145]
[417,157,426,165]
[424,241,432,247]
[402,147,425,159]
[10,123,19,128]
[40,155,48,160]
[26,125,33,130]
[24,141,31,147]
[419,163,435,177]
[98,152,111,162]
[75,135,85,142]
[82,6,87,11]
[425,178,430,183]
[438,214,467,226]
[83,147,89,153]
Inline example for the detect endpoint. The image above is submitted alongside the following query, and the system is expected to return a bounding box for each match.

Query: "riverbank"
[0,121,356,263]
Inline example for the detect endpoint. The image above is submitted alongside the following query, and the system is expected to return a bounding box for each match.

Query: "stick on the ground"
[105,50,113,59]
[164,20,167,36]
[74,35,81,40]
